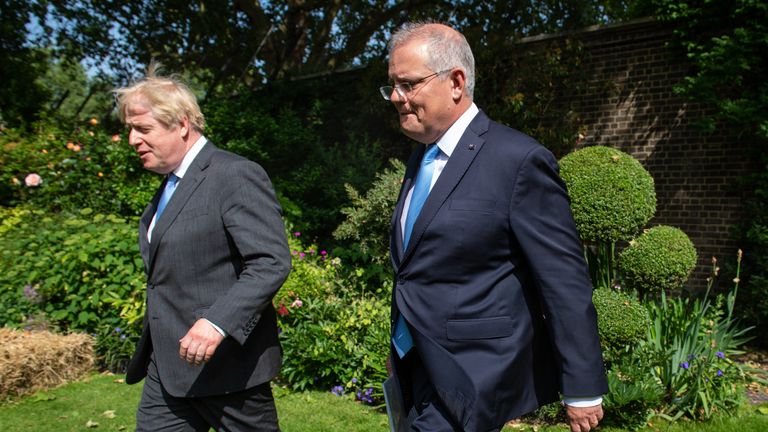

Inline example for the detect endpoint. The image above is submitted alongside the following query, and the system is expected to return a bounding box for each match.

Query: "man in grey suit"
[115,66,291,431]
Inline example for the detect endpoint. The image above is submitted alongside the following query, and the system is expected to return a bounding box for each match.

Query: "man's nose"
[389,87,406,104]
[128,130,140,147]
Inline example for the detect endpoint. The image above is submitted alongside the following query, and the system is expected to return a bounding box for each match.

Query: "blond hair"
[114,62,205,132]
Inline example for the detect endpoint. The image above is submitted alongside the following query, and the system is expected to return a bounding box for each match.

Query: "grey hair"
[388,22,475,98]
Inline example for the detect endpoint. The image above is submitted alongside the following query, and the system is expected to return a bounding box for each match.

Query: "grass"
[0,374,766,431]
[0,373,389,432]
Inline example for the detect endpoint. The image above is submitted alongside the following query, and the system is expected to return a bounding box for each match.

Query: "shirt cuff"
[203,319,227,337]
[563,396,603,407]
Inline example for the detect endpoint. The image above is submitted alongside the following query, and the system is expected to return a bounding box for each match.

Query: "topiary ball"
[619,225,698,296]
[592,286,650,359]
[559,146,656,242]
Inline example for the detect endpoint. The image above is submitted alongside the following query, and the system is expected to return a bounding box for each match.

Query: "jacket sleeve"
[204,159,291,345]
[508,146,608,397]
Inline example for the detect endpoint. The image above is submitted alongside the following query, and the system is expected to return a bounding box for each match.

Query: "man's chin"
[400,126,432,144]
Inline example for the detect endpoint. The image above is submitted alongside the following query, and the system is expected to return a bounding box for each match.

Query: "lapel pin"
[468,144,475,150]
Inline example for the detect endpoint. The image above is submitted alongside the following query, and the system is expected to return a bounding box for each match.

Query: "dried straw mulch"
[0,328,96,399]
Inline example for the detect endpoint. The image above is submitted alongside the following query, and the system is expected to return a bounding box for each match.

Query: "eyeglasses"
[379,69,452,101]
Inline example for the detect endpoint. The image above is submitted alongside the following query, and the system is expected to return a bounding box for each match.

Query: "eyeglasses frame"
[379,69,454,101]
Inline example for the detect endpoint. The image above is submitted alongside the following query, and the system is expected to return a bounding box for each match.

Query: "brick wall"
[516,18,758,288]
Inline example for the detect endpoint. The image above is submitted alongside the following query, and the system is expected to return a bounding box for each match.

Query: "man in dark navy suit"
[382,22,607,432]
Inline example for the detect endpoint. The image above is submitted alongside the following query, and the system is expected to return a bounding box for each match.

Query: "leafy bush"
[0,122,157,216]
[0,208,144,333]
[602,349,665,430]
[277,294,389,404]
[94,317,142,373]
[0,208,144,372]
[640,256,752,420]
[559,146,656,243]
[275,232,390,404]
[619,225,697,299]
[276,232,341,306]
[592,286,650,362]
[334,159,405,290]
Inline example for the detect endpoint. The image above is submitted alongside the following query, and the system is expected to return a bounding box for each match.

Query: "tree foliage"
[33,1,647,92]
[0,0,50,126]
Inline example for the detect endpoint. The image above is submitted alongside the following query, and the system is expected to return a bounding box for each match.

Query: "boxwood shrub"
[592,286,650,362]
[619,225,698,298]
[559,146,656,242]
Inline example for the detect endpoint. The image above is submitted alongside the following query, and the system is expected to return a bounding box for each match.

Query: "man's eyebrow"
[390,75,414,83]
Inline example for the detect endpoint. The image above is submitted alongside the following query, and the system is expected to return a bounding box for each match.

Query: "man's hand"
[179,319,225,366]
[565,403,603,432]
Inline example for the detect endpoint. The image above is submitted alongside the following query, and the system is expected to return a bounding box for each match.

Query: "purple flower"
[331,385,344,396]
[679,362,689,369]
[299,252,306,259]
[308,249,315,255]
[351,377,357,384]
[114,327,122,334]
[717,369,723,376]
[23,284,39,301]
[361,387,375,404]
[292,250,298,255]
[320,250,327,256]
[294,232,301,237]
[716,351,725,359]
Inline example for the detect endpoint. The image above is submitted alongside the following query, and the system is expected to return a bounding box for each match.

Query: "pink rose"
[24,173,42,187]
[291,299,303,308]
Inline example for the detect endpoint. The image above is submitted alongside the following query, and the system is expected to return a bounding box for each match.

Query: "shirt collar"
[434,103,479,157]
[172,135,207,179]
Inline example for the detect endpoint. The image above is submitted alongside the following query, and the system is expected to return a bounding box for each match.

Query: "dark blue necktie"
[393,144,440,358]
[155,173,179,221]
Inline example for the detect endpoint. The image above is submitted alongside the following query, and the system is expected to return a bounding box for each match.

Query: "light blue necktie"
[403,144,440,247]
[393,144,440,358]
[155,173,179,222]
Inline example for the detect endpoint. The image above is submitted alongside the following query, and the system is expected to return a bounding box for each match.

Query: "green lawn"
[0,374,388,432]
[0,374,766,431]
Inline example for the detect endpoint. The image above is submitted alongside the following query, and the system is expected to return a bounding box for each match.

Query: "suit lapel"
[138,194,156,268]
[399,112,491,266]
[146,142,214,274]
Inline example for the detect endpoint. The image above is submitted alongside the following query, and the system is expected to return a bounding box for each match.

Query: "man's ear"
[450,69,467,101]
[179,116,190,138]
